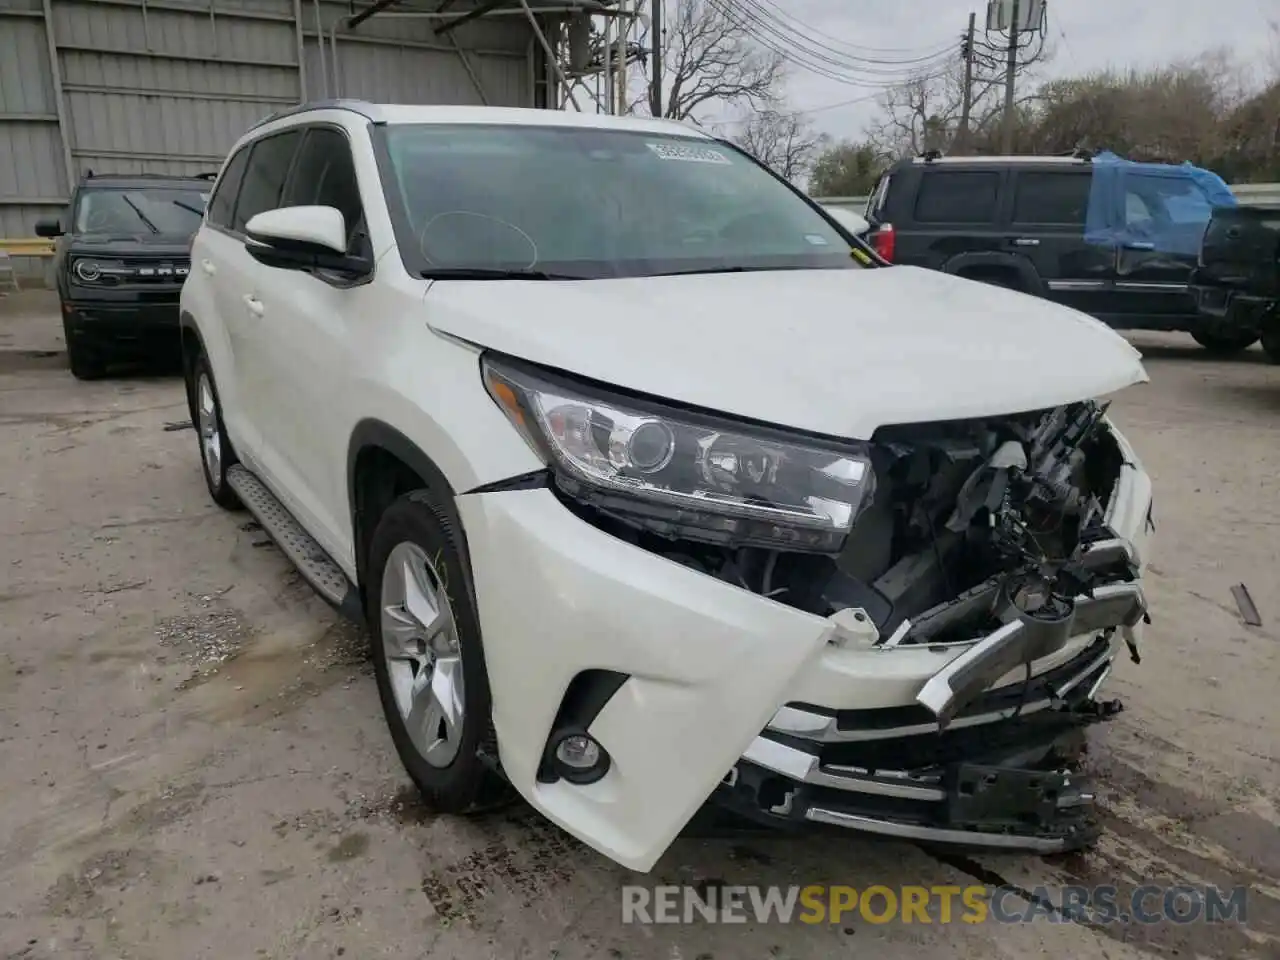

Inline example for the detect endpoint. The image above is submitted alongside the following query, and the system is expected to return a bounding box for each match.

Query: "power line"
[705,0,957,86]
[714,88,887,126]
[801,89,892,114]
[751,0,962,55]
[745,0,959,66]
[728,0,956,76]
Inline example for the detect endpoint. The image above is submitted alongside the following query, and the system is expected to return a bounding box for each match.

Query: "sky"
[726,0,1279,139]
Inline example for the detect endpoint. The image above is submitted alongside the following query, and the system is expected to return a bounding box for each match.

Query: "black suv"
[36,172,213,379]
[863,154,1259,355]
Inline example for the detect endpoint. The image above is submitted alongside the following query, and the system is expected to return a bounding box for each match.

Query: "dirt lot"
[1,290,1278,960]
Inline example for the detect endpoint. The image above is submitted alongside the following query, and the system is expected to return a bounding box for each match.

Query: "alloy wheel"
[196,372,222,485]
[379,541,466,768]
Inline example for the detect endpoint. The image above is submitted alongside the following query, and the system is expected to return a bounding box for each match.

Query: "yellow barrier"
[0,238,56,257]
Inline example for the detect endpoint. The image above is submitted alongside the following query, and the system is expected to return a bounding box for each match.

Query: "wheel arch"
[178,311,205,423]
[346,419,474,608]
[944,251,1045,296]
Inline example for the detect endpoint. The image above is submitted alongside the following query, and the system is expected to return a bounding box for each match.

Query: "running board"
[225,464,363,622]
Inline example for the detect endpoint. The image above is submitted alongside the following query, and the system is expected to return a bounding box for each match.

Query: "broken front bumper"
[721,630,1126,852]
[455,426,1153,871]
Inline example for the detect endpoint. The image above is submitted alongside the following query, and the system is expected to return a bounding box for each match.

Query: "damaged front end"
[717,400,1152,851]
[476,353,1153,864]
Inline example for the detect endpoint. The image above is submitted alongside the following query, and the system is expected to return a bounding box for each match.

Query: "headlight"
[73,259,102,282]
[482,356,875,552]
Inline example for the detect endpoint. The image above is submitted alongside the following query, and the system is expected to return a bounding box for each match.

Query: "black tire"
[189,352,242,510]
[62,315,106,381]
[367,490,496,813]
[1190,329,1259,354]
[1261,328,1280,365]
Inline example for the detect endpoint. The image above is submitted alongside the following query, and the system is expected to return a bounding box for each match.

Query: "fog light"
[550,731,610,784]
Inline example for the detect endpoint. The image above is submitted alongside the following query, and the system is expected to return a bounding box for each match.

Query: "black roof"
[246,98,381,132]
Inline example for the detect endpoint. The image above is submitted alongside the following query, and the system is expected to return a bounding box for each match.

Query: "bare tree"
[729,110,826,182]
[628,0,785,122]
[868,35,1052,158]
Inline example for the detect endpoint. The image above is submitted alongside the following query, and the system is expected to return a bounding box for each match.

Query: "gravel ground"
[1,290,1278,959]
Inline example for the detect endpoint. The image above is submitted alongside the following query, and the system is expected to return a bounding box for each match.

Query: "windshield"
[74,187,208,235]
[379,124,864,279]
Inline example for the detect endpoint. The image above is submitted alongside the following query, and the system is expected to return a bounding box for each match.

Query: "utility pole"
[649,0,662,117]
[617,0,628,114]
[1001,0,1020,153]
[956,11,976,154]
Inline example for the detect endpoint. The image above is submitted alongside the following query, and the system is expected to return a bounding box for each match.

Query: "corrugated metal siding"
[313,1,532,107]
[0,1,67,276]
[0,0,538,278]
[53,0,303,175]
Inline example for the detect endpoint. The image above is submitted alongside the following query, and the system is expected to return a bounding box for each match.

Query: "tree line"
[808,54,1280,197]
[626,2,1279,196]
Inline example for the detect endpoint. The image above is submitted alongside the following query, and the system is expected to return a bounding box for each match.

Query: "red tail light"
[870,223,895,262]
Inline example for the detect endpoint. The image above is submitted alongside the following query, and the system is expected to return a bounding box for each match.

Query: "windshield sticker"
[851,247,872,265]
[646,143,732,165]
[804,234,829,246]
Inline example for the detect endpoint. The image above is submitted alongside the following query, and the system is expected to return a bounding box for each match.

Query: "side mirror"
[35,219,63,238]
[243,206,370,276]
[822,206,870,237]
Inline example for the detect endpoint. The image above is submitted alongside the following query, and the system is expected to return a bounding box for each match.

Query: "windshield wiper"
[420,267,579,280]
[170,199,205,217]
[651,265,817,277]
[120,194,160,234]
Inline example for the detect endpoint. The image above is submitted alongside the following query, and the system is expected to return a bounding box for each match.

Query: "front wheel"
[62,314,106,380]
[1190,329,1259,354]
[367,491,497,813]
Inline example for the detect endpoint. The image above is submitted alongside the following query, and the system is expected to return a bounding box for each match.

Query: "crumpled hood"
[425,265,1148,439]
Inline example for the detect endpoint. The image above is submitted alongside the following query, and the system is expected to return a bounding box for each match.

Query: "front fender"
[456,487,834,872]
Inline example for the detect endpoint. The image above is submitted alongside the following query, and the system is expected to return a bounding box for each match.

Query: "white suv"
[180,101,1155,872]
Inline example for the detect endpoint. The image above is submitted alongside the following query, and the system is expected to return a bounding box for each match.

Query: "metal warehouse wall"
[0,0,537,253]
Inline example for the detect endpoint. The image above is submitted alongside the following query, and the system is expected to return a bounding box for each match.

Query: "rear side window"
[206,146,250,229]
[232,130,302,232]
[1125,174,1213,226]
[914,171,1000,224]
[1012,172,1090,226]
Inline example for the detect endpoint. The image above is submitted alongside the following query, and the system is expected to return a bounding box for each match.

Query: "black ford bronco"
[36,172,213,379]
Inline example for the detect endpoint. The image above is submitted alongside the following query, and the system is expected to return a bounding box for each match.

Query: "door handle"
[244,295,264,317]
[1011,237,1040,247]
[1123,241,1155,251]
[201,259,216,275]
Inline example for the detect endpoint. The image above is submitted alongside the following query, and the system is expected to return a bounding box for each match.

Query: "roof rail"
[247,98,382,133]
[81,170,216,181]
[911,154,1091,165]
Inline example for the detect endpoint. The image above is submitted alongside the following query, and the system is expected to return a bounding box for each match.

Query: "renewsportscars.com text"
[621,884,1249,925]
